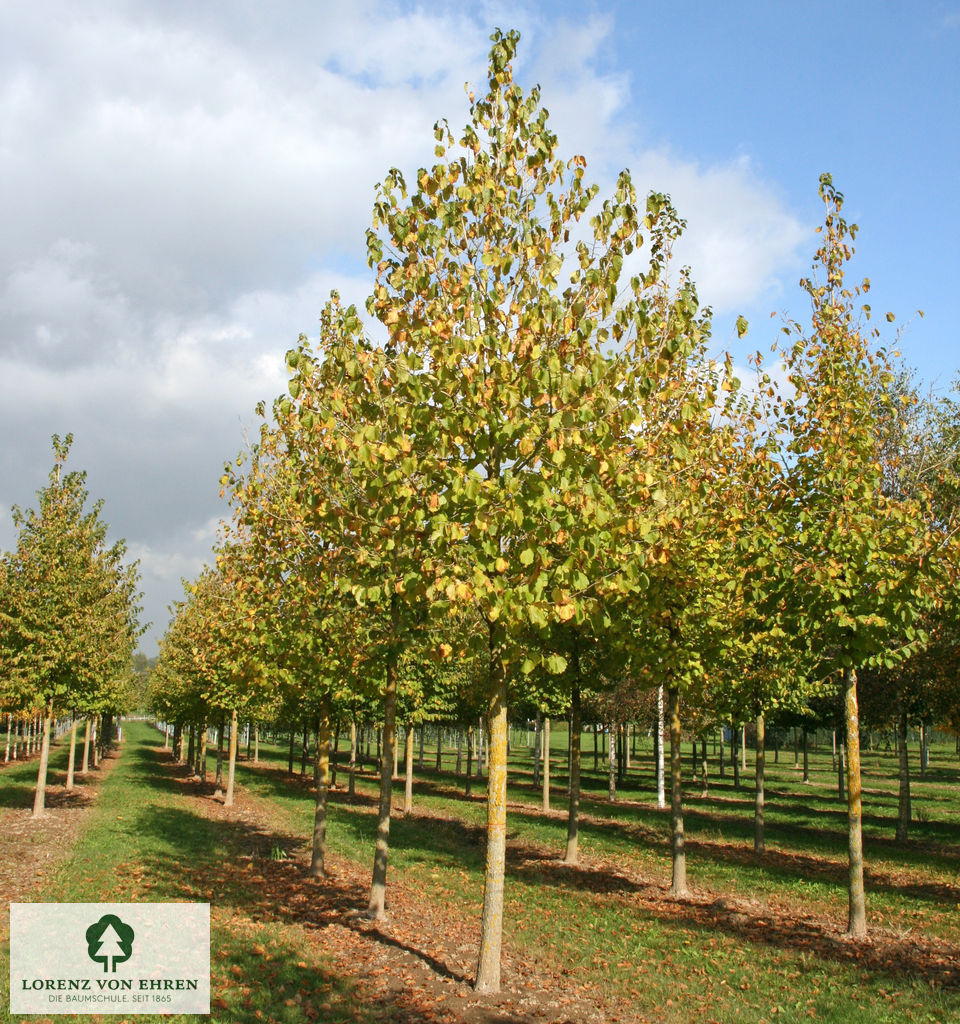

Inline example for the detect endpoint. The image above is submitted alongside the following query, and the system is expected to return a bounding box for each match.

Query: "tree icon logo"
[85,914,135,973]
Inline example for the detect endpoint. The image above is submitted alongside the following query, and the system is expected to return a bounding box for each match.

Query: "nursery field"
[0,720,958,1024]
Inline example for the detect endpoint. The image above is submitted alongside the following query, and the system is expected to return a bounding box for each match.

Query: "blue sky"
[1,2,958,651]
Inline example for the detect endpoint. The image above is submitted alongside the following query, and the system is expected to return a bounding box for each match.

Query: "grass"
[0,722,380,1024]
[236,729,960,1024]
[1,723,957,1023]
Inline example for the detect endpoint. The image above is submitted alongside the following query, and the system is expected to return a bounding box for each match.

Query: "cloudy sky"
[2,1,958,652]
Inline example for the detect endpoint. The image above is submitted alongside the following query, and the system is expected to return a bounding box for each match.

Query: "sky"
[1,1,958,653]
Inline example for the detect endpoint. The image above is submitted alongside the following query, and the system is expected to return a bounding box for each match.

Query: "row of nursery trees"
[0,434,143,816]
[149,32,960,995]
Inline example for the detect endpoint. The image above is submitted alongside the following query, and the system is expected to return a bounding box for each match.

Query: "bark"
[465,724,474,798]
[541,715,551,812]
[532,710,541,788]
[65,718,78,791]
[754,712,765,855]
[699,738,708,797]
[896,701,911,843]
[394,725,401,780]
[187,723,196,773]
[564,662,582,865]
[741,725,747,772]
[718,725,724,779]
[4,713,11,763]
[668,687,687,897]
[224,709,238,808]
[802,727,810,784]
[843,665,866,937]
[475,620,508,994]
[198,718,207,783]
[80,719,91,776]
[254,724,260,765]
[349,718,357,797]
[607,719,617,801]
[656,685,666,808]
[732,722,740,790]
[368,610,399,921]
[32,701,54,818]
[593,724,599,773]
[404,725,414,814]
[91,717,99,768]
[311,702,331,877]
[215,714,225,793]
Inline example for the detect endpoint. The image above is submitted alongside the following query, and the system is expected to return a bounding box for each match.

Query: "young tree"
[772,175,955,936]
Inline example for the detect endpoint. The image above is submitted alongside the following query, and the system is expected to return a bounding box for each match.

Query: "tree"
[1,435,141,817]
[771,175,956,936]
[366,29,711,991]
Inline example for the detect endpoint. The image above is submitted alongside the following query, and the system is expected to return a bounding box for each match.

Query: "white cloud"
[0,3,810,649]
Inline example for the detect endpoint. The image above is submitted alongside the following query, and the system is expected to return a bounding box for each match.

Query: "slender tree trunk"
[187,723,196,773]
[224,710,238,808]
[456,729,463,775]
[608,719,617,801]
[80,718,91,776]
[215,714,225,793]
[163,721,169,751]
[246,721,252,761]
[254,724,259,765]
[4,713,11,763]
[349,718,357,797]
[732,722,740,790]
[593,724,599,773]
[699,738,708,797]
[466,724,474,797]
[533,710,541,788]
[311,702,331,877]
[832,729,837,771]
[394,725,400,780]
[843,666,866,937]
[475,620,508,994]
[368,612,399,921]
[32,701,54,819]
[802,727,810,784]
[896,701,911,843]
[718,725,724,779]
[199,718,207,784]
[65,718,78,791]
[404,725,414,814]
[668,687,687,897]
[542,715,551,812]
[91,717,99,768]
[436,727,443,772]
[754,712,765,855]
[741,724,747,772]
[838,730,845,801]
[564,665,582,865]
[301,724,309,777]
[654,687,664,807]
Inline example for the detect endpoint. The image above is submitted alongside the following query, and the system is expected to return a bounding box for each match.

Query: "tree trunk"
[532,710,541,788]
[754,712,765,855]
[802,727,809,784]
[718,724,724,779]
[593,724,599,773]
[475,620,508,994]
[254,724,260,765]
[349,718,357,797]
[466,724,474,798]
[81,718,91,776]
[699,737,708,797]
[32,701,54,818]
[91,717,99,768]
[199,718,207,784]
[607,719,617,801]
[668,687,687,897]
[311,702,331,877]
[224,709,238,808]
[65,718,78,791]
[896,701,911,842]
[542,715,550,812]
[564,665,582,865]
[187,723,196,774]
[741,724,747,772]
[436,727,443,772]
[843,665,866,937]
[456,728,463,775]
[368,618,399,921]
[732,722,740,790]
[394,725,401,780]
[656,685,665,808]
[404,725,414,814]
[215,714,225,793]
[4,713,11,763]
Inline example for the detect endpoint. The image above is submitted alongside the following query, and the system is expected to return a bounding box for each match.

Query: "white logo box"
[10,903,210,1015]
